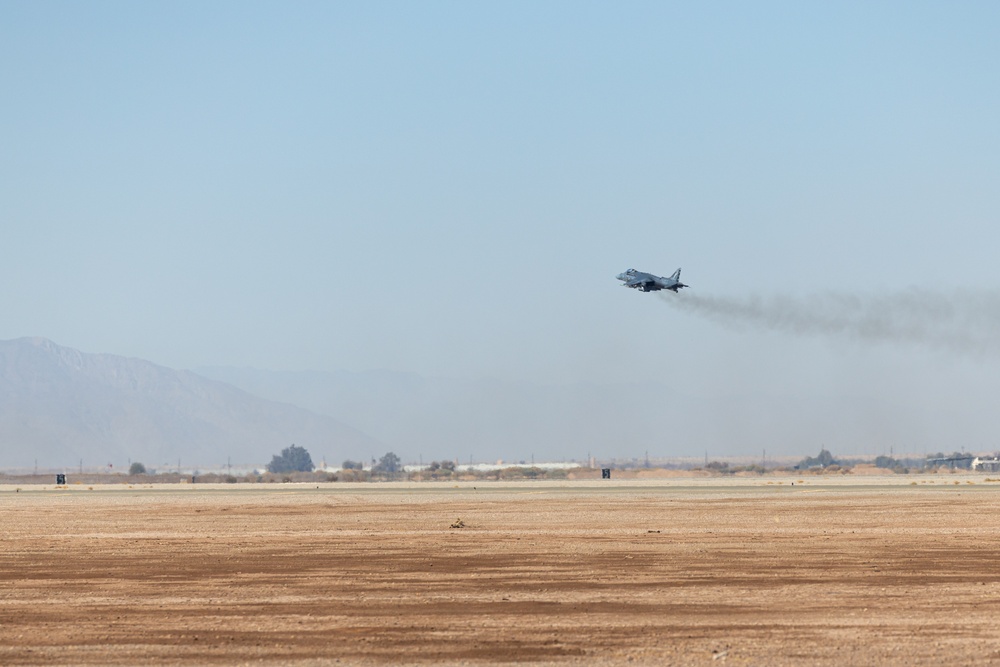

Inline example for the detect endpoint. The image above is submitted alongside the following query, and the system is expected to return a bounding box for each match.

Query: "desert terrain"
[2,476,1000,665]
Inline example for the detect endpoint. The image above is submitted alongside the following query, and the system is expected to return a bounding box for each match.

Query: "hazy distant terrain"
[0,338,380,470]
[196,366,937,464]
[0,336,971,472]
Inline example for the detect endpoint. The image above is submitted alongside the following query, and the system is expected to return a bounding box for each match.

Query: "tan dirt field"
[2,477,1000,665]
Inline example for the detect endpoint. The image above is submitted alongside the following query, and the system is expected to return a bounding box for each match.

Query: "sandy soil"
[2,477,1000,665]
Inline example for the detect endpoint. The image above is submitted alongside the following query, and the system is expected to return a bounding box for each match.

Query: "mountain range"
[0,338,380,470]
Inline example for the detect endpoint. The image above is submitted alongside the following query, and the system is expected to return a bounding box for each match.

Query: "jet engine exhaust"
[661,289,1000,355]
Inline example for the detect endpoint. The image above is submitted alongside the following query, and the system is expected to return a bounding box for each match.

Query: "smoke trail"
[662,289,1000,354]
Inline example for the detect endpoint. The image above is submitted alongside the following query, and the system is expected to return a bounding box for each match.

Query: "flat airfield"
[3,476,1000,665]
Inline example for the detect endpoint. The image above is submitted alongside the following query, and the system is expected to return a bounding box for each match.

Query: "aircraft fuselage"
[616,268,687,293]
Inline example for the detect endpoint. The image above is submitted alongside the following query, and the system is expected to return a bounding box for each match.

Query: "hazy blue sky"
[3,2,1000,458]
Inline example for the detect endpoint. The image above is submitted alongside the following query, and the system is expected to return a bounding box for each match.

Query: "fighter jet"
[616,267,687,292]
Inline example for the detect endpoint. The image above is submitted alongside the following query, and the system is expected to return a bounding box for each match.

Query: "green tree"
[373,451,401,474]
[267,444,315,473]
[129,462,147,475]
[799,448,836,469]
[874,455,898,469]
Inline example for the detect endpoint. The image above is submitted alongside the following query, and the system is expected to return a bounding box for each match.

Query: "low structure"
[972,457,1000,473]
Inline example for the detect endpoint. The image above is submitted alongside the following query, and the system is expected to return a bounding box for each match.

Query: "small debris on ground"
[450,518,465,529]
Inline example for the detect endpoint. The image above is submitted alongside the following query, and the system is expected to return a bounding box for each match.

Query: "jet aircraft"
[616,268,687,292]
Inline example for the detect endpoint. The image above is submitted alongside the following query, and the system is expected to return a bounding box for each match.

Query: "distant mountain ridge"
[0,338,381,470]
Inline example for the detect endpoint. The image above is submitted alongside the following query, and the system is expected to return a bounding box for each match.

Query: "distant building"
[972,457,1000,473]
[925,456,975,470]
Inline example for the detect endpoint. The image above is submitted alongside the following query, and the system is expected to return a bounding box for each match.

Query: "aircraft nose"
[615,273,627,281]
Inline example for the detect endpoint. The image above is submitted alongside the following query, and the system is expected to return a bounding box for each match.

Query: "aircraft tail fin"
[670,268,681,281]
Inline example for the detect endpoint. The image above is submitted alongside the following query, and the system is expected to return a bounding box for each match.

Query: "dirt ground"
[2,477,1000,665]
